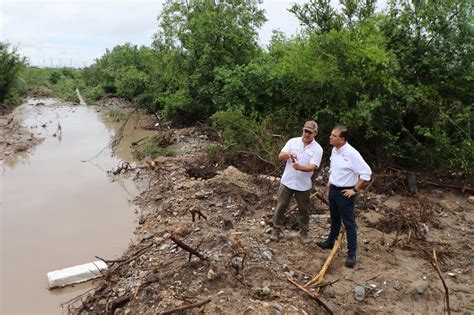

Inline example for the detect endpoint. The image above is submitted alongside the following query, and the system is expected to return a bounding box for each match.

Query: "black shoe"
[316,241,334,250]
[345,256,357,268]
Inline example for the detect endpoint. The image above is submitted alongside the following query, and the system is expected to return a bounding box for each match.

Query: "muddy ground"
[65,109,473,314]
[2,99,473,314]
[0,102,42,161]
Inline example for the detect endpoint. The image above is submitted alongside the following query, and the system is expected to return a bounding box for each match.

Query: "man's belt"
[329,184,354,191]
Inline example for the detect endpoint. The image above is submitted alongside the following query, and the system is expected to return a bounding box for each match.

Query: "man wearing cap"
[271,121,323,242]
[316,124,372,268]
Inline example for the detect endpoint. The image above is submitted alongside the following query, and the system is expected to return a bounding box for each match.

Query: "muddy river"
[1,99,138,314]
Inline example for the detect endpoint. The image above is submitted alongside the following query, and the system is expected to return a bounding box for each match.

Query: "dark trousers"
[327,185,357,257]
[273,184,310,233]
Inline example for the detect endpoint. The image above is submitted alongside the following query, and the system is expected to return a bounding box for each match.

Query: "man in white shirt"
[271,121,323,241]
[316,125,372,268]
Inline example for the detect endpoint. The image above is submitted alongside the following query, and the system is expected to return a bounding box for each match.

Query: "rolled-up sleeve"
[310,147,323,168]
[352,152,372,181]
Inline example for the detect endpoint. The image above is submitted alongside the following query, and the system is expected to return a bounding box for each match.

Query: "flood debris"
[62,110,473,314]
[47,260,108,289]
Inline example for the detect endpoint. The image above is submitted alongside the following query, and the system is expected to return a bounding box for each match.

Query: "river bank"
[64,105,474,314]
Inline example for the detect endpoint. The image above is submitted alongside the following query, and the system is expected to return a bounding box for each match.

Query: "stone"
[207,269,218,280]
[415,287,424,295]
[243,306,258,315]
[354,286,366,301]
[361,211,384,226]
[262,250,273,261]
[468,196,474,204]
[98,299,107,305]
[262,286,271,295]
[383,198,401,209]
[282,264,290,272]
[393,282,402,290]
[438,199,460,211]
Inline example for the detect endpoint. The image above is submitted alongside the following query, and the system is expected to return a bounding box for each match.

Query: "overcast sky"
[0,0,385,68]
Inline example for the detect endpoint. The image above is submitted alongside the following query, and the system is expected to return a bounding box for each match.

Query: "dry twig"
[160,298,211,315]
[431,249,451,315]
[305,231,344,289]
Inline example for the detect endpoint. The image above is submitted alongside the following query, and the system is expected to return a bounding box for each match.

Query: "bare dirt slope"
[0,105,41,161]
[70,124,474,315]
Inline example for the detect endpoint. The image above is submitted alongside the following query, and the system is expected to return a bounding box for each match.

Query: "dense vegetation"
[2,0,473,176]
[0,43,27,106]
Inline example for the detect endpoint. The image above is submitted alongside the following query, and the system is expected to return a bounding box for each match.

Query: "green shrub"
[204,144,224,157]
[133,140,179,160]
[107,108,125,122]
[0,42,26,104]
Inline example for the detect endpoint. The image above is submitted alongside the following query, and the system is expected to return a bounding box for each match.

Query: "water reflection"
[1,98,137,314]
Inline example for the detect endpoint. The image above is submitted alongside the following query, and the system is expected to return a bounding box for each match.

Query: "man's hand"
[342,189,357,198]
[288,152,297,162]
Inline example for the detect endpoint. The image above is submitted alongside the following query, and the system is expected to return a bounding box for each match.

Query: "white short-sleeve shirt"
[280,137,323,191]
[329,142,372,187]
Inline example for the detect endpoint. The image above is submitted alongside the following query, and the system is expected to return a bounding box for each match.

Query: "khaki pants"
[273,184,310,233]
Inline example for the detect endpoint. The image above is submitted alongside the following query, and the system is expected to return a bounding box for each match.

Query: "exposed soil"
[66,113,474,314]
[0,101,42,162]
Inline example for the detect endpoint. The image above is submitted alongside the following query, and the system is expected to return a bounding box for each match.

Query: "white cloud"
[0,0,385,68]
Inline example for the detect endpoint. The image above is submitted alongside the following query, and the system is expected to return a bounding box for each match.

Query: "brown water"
[1,99,138,314]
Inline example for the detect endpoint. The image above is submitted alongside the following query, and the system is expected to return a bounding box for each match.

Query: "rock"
[415,287,424,295]
[393,282,401,290]
[243,306,258,315]
[195,191,207,199]
[383,198,401,209]
[141,234,154,242]
[438,199,460,211]
[207,269,218,280]
[262,250,273,261]
[447,272,456,278]
[262,286,271,295]
[468,196,474,204]
[361,211,384,226]
[98,298,107,305]
[284,271,294,278]
[282,264,290,272]
[354,286,366,301]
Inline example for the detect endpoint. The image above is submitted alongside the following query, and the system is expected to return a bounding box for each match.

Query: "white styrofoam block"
[47,260,108,289]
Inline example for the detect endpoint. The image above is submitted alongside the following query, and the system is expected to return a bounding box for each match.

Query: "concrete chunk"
[47,260,107,289]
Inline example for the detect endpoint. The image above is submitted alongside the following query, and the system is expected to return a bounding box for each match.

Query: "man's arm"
[292,163,317,172]
[279,151,297,161]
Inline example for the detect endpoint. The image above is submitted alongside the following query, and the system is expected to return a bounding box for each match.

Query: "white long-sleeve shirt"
[280,137,323,191]
[329,142,372,187]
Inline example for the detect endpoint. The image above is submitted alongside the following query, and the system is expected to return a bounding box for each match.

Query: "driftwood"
[170,235,207,261]
[107,293,132,315]
[189,208,207,221]
[160,298,211,315]
[431,249,451,315]
[305,231,344,288]
[288,278,334,315]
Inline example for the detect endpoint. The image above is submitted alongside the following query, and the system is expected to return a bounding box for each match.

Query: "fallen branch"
[305,231,344,288]
[288,278,334,315]
[421,179,474,194]
[107,294,132,315]
[160,298,211,315]
[170,235,207,261]
[95,242,155,271]
[431,249,451,315]
[189,208,207,222]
